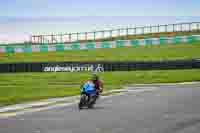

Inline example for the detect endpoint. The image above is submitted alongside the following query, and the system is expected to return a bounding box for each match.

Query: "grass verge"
[0,69,200,106]
[0,43,200,63]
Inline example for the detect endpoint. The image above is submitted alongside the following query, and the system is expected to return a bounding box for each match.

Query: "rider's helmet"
[91,73,99,81]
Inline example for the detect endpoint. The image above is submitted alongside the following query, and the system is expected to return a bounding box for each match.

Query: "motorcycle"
[78,81,98,109]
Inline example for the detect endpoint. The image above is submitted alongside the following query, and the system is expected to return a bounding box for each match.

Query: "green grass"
[1,70,200,106]
[1,42,200,63]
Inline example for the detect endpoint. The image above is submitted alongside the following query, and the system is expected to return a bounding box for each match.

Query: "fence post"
[149,26,151,33]
[142,27,144,34]
[93,32,96,41]
[38,35,41,44]
[118,29,120,37]
[68,34,71,43]
[51,34,53,44]
[189,23,192,32]
[165,24,167,32]
[33,36,35,44]
[85,32,87,41]
[110,30,112,39]
[126,28,129,39]
[33,36,36,44]
[76,33,79,41]
[36,35,40,44]
[43,36,46,44]
[134,28,137,36]
[38,36,39,44]
[173,24,175,32]
[32,36,34,44]
[180,23,183,32]
[197,23,200,31]
[60,34,63,44]
[43,36,45,44]
[37,35,40,44]
[30,36,32,45]
[101,31,104,39]
[41,35,44,44]
[38,36,41,45]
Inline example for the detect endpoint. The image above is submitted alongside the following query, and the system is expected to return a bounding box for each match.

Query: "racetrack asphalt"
[0,83,200,133]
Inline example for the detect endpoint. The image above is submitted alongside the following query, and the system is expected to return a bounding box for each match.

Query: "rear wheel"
[88,102,94,109]
[88,96,96,109]
[79,94,87,110]
[78,103,83,110]
[88,104,94,109]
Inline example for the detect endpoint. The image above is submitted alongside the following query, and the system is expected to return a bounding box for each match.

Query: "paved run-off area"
[0,83,200,133]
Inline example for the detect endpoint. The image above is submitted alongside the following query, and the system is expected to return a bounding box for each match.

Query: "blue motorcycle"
[79,81,98,109]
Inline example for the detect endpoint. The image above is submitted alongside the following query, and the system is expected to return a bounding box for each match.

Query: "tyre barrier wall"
[0,60,200,73]
[0,35,200,54]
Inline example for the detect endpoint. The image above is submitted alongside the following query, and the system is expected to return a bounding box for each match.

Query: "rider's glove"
[99,88,103,93]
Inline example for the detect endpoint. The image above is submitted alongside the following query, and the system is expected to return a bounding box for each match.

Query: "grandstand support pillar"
[157,25,160,33]
[197,23,200,31]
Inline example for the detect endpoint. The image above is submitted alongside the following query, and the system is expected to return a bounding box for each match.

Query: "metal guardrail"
[30,22,200,45]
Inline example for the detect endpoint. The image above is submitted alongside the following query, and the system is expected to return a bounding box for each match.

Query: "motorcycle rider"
[79,73,103,108]
[81,73,103,98]
[91,73,103,99]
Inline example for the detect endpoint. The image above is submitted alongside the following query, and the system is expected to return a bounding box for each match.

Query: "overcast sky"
[0,0,200,43]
